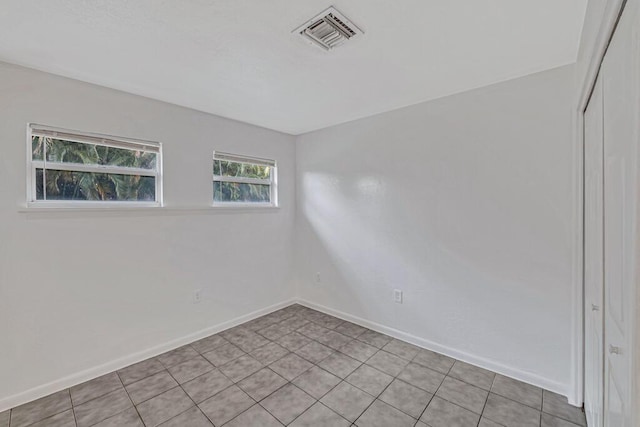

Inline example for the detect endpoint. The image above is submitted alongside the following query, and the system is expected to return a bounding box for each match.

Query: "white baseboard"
[2,296,574,412]
[0,298,297,412]
[296,298,571,400]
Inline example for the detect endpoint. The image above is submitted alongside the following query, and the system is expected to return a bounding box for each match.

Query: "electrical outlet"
[193,289,203,304]
[315,272,321,284]
[393,289,403,304]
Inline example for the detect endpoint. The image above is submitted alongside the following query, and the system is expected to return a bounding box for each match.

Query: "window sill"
[18,205,280,216]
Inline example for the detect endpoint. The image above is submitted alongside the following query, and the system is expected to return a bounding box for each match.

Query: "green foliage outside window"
[213,159,270,179]
[32,136,157,201]
[213,159,272,203]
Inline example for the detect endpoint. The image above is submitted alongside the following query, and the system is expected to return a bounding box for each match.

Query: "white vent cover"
[293,6,363,51]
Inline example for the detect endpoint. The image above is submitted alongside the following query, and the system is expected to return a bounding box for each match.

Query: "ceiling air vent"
[293,6,363,51]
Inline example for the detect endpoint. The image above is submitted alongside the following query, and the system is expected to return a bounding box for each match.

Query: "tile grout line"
[253,358,325,424]
[410,349,448,426]
[301,305,580,426]
[199,312,310,425]
[24,308,354,425]
[329,345,413,424]
[352,369,399,425]
[68,389,78,427]
[473,374,495,427]
[246,311,351,424]
[360,348,425,422]
[10,390,74,427]
[248,307,567,425]
[230,305,533,426]
[285,362,352,423]
[116,369,148,427]
[255,383,307,425]
[161,353,206,427]
[187,361,247,426]
[263,310,436,425]
[409,344,448,424]
[540,392,586,427]
[10,310,290,427]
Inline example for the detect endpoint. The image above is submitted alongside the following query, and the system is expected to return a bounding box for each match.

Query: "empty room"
[0,1,638,426]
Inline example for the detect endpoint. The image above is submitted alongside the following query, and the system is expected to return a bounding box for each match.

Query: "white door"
[601,4,638,426]
[584,73,604,427]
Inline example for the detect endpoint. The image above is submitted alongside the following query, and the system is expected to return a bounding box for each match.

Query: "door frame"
[572,0,637,411]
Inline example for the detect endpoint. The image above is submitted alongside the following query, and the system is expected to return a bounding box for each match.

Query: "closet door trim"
[572,0,627,407]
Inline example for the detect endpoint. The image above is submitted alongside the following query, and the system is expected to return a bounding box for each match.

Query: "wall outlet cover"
[193,289,203,303]
[394,289,403,304]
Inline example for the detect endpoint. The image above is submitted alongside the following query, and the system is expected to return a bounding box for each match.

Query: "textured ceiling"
[0,0,587,134]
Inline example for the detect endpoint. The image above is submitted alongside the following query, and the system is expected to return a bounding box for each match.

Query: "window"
[27,124,162,207]
[213,152,277,206]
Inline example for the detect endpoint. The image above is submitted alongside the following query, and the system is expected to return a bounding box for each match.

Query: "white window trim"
[26,124,163,208]
[212,151,278,208]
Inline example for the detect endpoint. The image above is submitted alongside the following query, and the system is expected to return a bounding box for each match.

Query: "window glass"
[39,137,157,169]
[213,181,271,203]
[36,169,155,202]
[28,126,162,206]
[213,152,276,206]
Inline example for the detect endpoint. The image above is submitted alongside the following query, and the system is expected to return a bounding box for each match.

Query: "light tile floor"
[3,304,587,427]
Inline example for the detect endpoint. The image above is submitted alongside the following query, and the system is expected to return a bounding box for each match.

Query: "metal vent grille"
[294,7,363,51]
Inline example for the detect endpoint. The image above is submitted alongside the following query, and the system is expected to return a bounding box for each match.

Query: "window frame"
[212,151,278,208]
[26,124,163,208]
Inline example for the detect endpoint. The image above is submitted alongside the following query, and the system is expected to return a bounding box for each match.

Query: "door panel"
[605,358,625,427]
[601,4,637,426]
[584,74,604,427]
[604,159,626,331]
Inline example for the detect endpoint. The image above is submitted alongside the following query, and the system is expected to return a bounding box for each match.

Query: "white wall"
[576,0,609,94]
[0,58,580,408]
[295,65,576,395]
[0,62,296,408]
